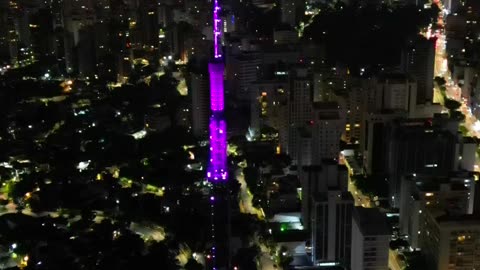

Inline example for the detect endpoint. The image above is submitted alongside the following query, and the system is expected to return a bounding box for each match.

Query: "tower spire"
[213,0,222,59]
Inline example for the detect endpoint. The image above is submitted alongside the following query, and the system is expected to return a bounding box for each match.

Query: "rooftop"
[377,73,414,83]
[353,207,391,236]
[425,208,480,228]
[312,191,353,203]
[435,213,480,225]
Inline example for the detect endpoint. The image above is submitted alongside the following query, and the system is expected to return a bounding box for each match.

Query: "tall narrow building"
[311,191,353,265]
[402,35,435,104]
[191,72,209,137]
[351,208,391,270]
[206,0,230,268]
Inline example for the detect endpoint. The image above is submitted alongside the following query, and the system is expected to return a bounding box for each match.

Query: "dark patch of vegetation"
[303,3,438,69]
[352,174,389,197]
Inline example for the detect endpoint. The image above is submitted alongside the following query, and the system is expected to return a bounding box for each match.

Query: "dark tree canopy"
[303,3,437,68]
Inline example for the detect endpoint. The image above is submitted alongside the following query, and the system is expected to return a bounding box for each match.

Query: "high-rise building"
[280,0,305,27]
[136,1,160,48]
[310,102,345,163]
[419,212,480,270]
[191,72,209,137]
[13,10,31,48]
[387,117,462,206]
[206,0,230,268]
[294,102,345,165]
[288,67,313,160]
[368,74,417,117]
[362,114,464,207]
[29,8,57,60]
[77,26,95,77]
[0,9,9,63]
[351,207,391,270]
[249,80,289,148]
[361,111,406,175]
[399,172,476,249]
[401,36,435,104]
[228,51,262,101]
[63,31,75,74]
[301,161,349,226]
[344,83,365,143]
[311,191,353,266]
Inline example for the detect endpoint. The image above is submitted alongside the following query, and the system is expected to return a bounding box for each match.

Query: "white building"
[301,161,348,229]
[228,51,262,101]
[351,207,391,270]
[399,172,475,249]
[370,74,417,117]
[311,102,345,163]
[288,67,313,159]
[311,191,353,265]
[420,211,480,270]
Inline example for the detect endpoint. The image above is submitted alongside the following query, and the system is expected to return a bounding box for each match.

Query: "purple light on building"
[207,0,227,182]
[209,62,225,112]
[207,116,227,181]
[209,0,224,112]
[213,0,222,59]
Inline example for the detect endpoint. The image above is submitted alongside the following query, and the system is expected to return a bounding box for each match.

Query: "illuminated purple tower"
[206,0,230,268]
[209,63,225,112]
[207,117,228,181]
[207,0,227,181]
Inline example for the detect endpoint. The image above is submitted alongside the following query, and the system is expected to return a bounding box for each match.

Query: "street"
[432,4,480,172]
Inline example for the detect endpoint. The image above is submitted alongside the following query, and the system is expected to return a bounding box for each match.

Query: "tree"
[244,167,260,192]
[459,125,469,136]
[270,153,291,170]
[439,85,447,93]
[141,241,177,270]
[233,214,264,242]
[278,246,293,269]
[450,110,465,122]
[352,174,389,197]
[390,239,409,250]
[302,3,437,66]
[184,259,203,270]
[233,245,261,269]
[434,76,446,86]
[444,98,461,111]
[404,251,427,270]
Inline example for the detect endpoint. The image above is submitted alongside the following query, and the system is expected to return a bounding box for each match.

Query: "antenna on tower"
[212,0,222,59]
